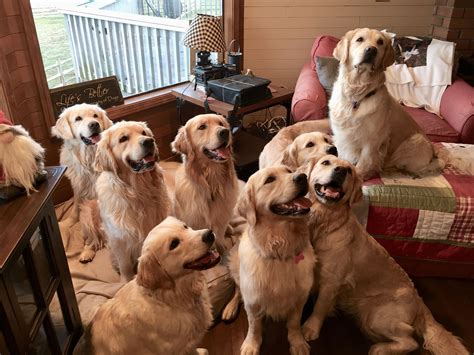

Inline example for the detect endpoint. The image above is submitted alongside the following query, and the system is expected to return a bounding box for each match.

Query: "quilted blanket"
[362,143,474,278]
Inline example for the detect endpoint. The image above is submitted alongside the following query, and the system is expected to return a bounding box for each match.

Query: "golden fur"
[75,217,215,355]
[302,155,468,355]
[329,28,442,180]
[223,166,315,355]
[259,119,331,169]
[0,124,45,193]
[51,103,113,262]
[172,114,239,252]
[95,121,170,281]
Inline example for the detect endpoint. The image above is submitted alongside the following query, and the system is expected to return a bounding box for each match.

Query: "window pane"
[30,227,54,297]
[9,254,38,329]
[31,0,222,97]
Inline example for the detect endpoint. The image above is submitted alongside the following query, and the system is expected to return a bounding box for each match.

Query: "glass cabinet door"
[30,227,55,297]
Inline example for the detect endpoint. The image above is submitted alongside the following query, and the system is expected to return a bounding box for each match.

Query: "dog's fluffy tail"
[418,304,468,355]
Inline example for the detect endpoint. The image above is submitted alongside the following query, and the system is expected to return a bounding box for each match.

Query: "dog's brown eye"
[264,176,276,184]
[306,142,314,148]
[119,135,128,143]
[321,160,330,166]
[142,130,147,136]
[75,116,82,122]
[170,238,180,250]
[377,38,384,45]
[183,224,188,229]
[218,122,224,127]
[356,37,363,42]
[198,124,207,130]
[93,114,98,118]
[324,138,329,143]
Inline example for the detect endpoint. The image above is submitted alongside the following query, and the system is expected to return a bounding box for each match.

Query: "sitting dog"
[172,114,239,252]
[51,103,113,262]
[330,28,442,179]
[223,166,315,355]
[302,155,468,354]
[74,216,220,355]
[281,131,337,169]
[95,121,170,281]
[259,119,331,169]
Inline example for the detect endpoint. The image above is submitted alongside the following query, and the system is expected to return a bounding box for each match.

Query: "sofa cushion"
[310,35,339,71]
[403,106,460,143]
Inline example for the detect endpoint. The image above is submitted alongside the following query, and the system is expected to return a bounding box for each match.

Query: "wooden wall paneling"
[0,48,17,122]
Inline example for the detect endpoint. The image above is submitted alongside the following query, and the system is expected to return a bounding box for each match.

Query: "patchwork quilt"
[362,143,474,278]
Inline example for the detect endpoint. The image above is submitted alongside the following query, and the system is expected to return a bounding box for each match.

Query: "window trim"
[22,0,243,124]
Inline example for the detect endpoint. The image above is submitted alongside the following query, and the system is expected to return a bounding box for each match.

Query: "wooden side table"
[0,167,82,354]
[171,83,294,180]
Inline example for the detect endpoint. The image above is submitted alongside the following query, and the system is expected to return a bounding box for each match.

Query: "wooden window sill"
[106,82,186,120]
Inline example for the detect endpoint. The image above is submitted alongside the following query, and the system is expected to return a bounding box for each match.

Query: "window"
[31,0,222,97]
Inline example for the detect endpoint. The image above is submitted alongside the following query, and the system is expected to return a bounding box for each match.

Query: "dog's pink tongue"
[292,197,312,209]
[216,147,231,159]
[90,134,101,144]
[143,155,155,163]
[324,186,340,199]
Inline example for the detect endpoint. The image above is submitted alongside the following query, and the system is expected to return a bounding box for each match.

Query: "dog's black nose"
[326,146,338,157]
[365,46,377,58]
[334,166,348,177]
[293,173,307,186]
[202,230,215,245]
[141,138,155,149]
[218,128,230,142]
[88,121,100,132]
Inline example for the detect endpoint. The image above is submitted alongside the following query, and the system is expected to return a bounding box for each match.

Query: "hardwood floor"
[201,277,474,354]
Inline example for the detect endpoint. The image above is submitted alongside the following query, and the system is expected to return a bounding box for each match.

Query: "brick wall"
[432,0,474,58]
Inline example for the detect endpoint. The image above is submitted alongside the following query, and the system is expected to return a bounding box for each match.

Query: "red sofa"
[292,35,474,144]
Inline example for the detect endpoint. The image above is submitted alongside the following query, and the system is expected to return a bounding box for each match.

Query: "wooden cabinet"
[0,166,82,354]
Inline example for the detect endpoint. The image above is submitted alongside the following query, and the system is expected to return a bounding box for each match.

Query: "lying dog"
[74,216,220,355]
[281,131,337,169]
[302,155,468,354]
[51,103,113,262]
[259,119,331,169]
[95,121,170,281]
[330,28,442,179]
[172,114,239,252]
[223,166,315,355]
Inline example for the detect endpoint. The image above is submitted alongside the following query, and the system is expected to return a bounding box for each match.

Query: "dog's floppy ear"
[237,185,257,226]
[97,106,113,130]
[349,171,363,207]
[171,126,191,156]
[333,29,356,64]
[136,251,174,290]
[51,110,74,139]
[281,142,298,169]
[381,33,395,70]
[94,133,117,173]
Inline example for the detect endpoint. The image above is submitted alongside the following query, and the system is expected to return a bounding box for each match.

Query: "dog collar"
[294,252,304,264]
[352,89,377,110]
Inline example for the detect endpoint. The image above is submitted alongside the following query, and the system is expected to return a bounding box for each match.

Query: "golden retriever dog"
[0,124,45,194]
[51,103,113,262]
[259,119,331,169]
[281,131,337,169]
[330,28,442,180]
[74,216,220,355]
[95,121,170,281]
[302,155,468,355]
[172,114,239,252]
[223,166,315,355]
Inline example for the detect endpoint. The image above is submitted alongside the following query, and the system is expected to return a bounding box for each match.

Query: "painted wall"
[244,0,436,88]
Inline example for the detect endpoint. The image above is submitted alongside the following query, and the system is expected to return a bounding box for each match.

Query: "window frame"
[21,0,243,124]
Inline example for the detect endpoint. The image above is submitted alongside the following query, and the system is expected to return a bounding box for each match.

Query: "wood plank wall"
[244,0,436,88]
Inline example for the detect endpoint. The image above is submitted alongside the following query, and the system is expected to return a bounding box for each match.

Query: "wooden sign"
[49,76,124,118]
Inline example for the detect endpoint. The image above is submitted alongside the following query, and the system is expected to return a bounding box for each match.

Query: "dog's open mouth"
[203,143,231,162]
[184,249,221,270]
[127,152,156,172]
[315,181,345,202]
[270,194,312,216]
[81,133,101,145]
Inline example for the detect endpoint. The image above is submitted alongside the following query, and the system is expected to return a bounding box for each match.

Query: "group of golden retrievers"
[61,28,467,355]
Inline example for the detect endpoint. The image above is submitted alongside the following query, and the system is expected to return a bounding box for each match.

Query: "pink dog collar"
[294,252,304,264]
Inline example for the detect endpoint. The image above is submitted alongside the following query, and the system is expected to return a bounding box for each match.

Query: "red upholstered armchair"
[292,35,474,144]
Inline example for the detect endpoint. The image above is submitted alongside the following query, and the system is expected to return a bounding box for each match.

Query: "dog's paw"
[79,249,95,263]
[302,321,320,342]
[240,340,260,355]
[289,340,310,355]
[222,299,239,321]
